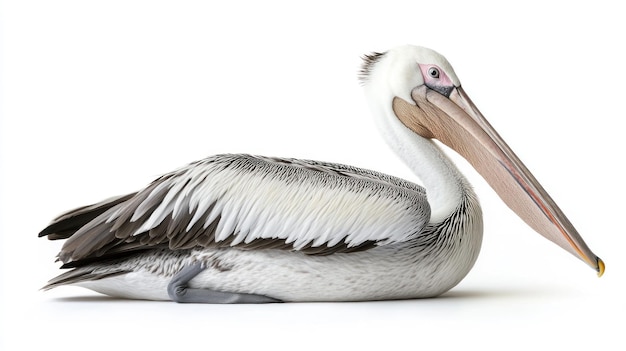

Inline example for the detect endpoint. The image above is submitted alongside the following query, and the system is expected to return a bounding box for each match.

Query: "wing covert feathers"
[40,154,430,265]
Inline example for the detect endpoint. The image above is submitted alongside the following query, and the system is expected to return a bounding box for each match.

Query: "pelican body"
[40,46,603,303]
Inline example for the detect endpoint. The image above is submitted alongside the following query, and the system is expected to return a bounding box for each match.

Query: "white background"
[2,1,624,350]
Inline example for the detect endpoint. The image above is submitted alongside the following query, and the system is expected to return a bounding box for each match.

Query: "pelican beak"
[392,85,604,276]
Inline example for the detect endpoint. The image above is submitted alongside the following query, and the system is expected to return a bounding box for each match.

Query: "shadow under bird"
[39,45,604,303]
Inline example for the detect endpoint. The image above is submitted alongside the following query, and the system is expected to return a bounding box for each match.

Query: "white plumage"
[39,45,602,303]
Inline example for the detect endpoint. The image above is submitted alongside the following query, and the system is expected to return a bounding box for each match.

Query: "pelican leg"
[167,263,283,304]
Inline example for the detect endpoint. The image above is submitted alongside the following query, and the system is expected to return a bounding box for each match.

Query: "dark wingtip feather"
[38,193,136,239]
[39,221,82,239]
[41,268,127,291]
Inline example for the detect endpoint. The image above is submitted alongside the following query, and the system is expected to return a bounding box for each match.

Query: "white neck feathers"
[363,51,469,223]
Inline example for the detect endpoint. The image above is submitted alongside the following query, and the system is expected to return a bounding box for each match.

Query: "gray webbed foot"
[167,263,283,304]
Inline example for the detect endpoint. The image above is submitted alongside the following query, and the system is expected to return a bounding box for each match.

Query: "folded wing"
[40,154,431,266]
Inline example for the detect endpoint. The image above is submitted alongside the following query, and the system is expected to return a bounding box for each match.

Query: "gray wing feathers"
[38,193,136,240]
[41,265,127,290]
[44,154,430,265]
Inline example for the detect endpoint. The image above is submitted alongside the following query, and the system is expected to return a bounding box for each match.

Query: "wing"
[40,154,430,265]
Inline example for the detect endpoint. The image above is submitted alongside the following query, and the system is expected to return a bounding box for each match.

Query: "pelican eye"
[428,67,440,79]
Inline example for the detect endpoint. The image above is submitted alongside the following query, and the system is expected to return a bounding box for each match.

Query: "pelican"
[39,45,604,303]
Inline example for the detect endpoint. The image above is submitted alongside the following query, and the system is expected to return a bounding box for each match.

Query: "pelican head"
[361,45,604,276]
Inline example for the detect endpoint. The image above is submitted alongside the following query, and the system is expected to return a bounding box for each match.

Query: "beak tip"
[596,257,605,277]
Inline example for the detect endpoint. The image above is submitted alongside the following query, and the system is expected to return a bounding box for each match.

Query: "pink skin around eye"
[418,63,454,88]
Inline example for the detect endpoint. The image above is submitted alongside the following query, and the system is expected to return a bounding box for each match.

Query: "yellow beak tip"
[596,257,605,277]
